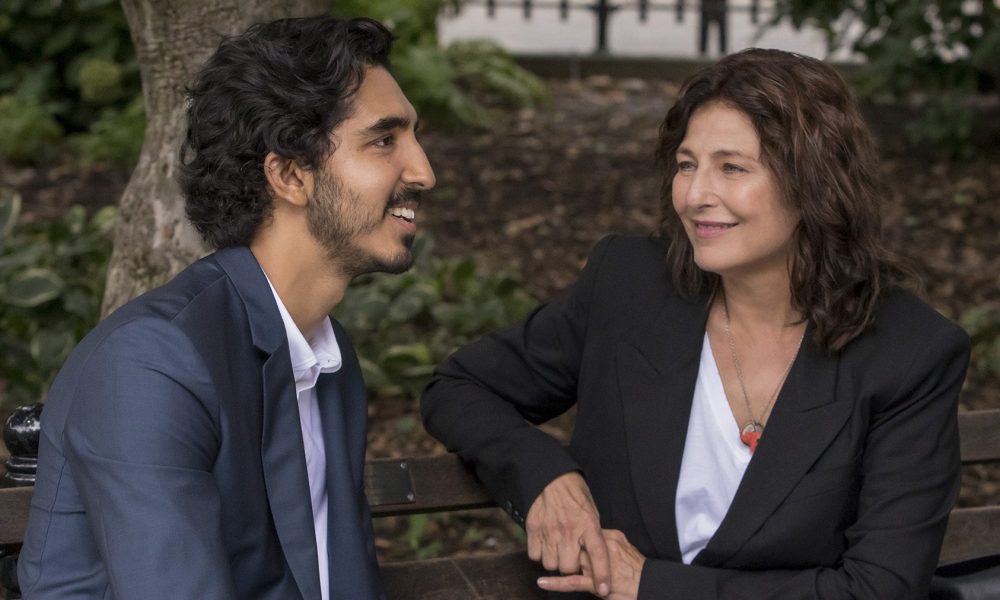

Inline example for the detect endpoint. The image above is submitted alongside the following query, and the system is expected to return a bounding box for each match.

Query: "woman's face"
[671,102,800,282]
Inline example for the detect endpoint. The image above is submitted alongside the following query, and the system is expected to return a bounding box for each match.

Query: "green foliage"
[0,198,532,408]
[448,40,548,109]
[0,95,63,165]
[0,189,116,409]
[402,514,444,559]
[331,0,459,46]
[332,237,537,399]
[961,305,1000,377]
[333,0,548,127]
[770,0,999,157]
[68,95,146,167]
[77,58,124,105]
[0,0,139,166]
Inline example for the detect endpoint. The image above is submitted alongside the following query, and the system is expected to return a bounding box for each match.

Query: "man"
[18,16,434,600]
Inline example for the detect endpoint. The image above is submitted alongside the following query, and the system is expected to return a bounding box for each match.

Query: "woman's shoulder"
[874,288,970,347]
[591,233,666,260]
[843,288,971,377]
[584,233,670,281]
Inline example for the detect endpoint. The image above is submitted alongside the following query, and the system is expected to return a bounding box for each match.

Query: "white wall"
[439,0,862,61]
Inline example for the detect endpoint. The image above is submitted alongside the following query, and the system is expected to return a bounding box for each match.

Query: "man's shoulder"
[66,249,258,380]
[106,247,261,330]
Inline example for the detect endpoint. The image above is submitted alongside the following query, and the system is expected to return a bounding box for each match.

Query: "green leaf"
[29,328,75,369]
[0,245,48,271]
[42,23,79,58]
[358,356,392,391]
[0,187,21,239]
[4,268,64,307]
[62,288,95,318]
[379,343,433,373]
[88,205,118,234]
[62,205,86,235]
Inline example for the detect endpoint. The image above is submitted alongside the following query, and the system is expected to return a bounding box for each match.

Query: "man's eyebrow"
[360,116,412,136]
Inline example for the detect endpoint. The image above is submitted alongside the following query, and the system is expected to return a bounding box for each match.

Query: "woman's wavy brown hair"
[656,48,909,353]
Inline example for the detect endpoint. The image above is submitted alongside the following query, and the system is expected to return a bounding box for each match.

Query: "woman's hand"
[526,472,611,597]
[537,529,646,600]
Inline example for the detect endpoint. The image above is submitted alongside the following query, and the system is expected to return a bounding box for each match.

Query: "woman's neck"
[718,270,802,330]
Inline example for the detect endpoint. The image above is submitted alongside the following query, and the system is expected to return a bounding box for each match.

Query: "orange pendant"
[740,422,763,452]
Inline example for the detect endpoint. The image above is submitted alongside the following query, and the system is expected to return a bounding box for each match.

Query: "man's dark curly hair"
[179,16,393,249]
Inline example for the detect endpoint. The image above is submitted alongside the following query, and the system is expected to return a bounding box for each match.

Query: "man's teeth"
[389,207,415,220]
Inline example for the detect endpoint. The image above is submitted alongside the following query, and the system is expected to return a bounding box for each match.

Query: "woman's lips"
[693,221,736,239]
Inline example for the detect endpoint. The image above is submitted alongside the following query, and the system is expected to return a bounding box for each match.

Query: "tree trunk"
[103,0,328,316]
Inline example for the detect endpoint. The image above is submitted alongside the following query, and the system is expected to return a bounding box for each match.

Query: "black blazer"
[422,234,971,599]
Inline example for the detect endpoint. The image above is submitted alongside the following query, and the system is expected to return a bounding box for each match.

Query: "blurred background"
[0,0,997,564]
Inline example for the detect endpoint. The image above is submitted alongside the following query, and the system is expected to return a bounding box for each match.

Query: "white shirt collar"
[262,273,342,395]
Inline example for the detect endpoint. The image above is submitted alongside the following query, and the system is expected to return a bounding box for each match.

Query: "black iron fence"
[462,0,768,55]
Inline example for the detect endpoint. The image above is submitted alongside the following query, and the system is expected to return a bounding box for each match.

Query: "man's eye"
[374,135,395,148]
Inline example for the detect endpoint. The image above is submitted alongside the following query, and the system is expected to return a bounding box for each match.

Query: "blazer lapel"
[617,292,709,560]
[696,326,851,566]
[262,352,323,599]
[317,327,384,599]
[214,246,322,599]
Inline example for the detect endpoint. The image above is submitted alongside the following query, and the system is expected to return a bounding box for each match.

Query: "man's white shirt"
[265,275,342,600]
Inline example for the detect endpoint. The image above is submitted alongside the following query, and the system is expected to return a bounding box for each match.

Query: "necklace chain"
[721,295,805,441]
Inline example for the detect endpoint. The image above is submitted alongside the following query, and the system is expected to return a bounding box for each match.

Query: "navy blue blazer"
[422,234,971,599]
[18,247,384,599]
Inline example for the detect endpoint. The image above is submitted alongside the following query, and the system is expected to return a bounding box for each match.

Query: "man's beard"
[307,172,418,279]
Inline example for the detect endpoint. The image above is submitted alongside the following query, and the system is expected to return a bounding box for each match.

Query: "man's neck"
[250,233,348,338]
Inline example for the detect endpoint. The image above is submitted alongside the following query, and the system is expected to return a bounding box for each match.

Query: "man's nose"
[403,141,436,191]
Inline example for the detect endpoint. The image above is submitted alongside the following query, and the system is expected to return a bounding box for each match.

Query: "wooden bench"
[1,409,998,599]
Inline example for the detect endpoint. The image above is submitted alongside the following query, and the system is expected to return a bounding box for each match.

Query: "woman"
[421,49,970,599]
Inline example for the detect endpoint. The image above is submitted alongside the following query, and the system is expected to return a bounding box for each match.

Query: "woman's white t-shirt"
[675,333,753,564]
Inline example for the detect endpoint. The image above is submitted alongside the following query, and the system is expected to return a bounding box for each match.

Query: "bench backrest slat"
[0,409,996,557]
[958,409,1000,464]
[939,505,1000,564]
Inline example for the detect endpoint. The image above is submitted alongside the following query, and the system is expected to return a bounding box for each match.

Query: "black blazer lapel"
[617,293,709,561]
[696,326,852,566]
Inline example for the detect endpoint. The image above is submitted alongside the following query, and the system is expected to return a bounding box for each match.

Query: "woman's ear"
[263,151,314,208]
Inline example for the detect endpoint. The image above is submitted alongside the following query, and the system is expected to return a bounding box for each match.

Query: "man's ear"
[263,152,313,208]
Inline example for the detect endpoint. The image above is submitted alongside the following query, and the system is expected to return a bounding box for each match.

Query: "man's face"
[309,67,435,278]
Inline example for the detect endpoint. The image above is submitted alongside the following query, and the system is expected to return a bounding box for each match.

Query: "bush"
[770,0,999,157]
[0,188,117,409]
[68,95,146,167]
[0,0,139,166]
[961,305,1000,377]
[0,197,534,408]
[333,0,548,128]
[0,95,63,165]
[332,236,537,399]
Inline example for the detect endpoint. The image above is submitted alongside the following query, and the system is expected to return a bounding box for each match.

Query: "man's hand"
[537,529,646,600]
[525,472,610,597]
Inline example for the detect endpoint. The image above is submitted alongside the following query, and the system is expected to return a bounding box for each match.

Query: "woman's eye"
[722,163,747,174]
[677,161,695,172]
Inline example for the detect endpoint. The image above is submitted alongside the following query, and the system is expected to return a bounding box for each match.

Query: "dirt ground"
[6,75,999,562]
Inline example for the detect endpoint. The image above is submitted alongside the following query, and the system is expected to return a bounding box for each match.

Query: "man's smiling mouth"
[388,207,415,222]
